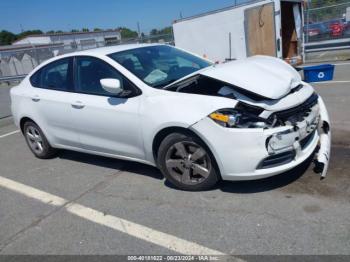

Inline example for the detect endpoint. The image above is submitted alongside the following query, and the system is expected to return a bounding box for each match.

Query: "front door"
[70,56,145,160]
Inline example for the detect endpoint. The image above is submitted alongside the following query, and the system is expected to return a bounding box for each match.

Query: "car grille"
[273,93,319,123]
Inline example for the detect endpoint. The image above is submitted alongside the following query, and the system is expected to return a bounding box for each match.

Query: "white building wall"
[13,36,51,45]
[13,31,121,47]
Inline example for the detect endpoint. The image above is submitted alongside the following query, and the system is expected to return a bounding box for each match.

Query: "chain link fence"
[0,33,174,83]
[304,1,350,43]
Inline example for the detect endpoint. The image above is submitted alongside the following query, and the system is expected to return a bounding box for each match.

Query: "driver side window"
[75,56,138,96]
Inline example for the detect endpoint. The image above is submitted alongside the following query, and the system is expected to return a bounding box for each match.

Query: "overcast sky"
[0,0,251,34]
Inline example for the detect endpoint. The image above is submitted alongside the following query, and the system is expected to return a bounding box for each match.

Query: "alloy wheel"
[165,141,211,185]
[25,126,44,155]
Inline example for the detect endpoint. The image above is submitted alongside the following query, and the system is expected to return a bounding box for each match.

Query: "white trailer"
[173,0,304,65]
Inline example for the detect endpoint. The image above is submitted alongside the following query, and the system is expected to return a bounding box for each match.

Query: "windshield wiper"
[161,65,214,90]
[152,79,178,89]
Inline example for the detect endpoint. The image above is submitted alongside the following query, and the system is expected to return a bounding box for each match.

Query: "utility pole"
[137,22,141,37]
[137,22,142,42]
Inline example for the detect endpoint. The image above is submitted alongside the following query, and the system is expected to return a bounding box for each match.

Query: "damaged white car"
[11,44,331,191]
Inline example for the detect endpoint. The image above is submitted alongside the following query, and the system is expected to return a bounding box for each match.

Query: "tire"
[23,121,57,159]
[157,132,219,191]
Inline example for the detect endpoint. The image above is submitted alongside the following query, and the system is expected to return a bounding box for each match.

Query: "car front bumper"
[190,97,331,181]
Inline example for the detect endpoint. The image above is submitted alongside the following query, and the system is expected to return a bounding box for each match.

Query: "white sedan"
[10,44,331,191]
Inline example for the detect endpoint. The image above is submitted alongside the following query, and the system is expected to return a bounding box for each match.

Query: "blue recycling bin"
[303,64,335,83]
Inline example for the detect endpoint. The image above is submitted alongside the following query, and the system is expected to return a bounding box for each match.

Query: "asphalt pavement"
[0,65,349,256]
[0,85,12,119]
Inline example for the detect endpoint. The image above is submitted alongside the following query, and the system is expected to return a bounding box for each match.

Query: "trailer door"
[281,1,303,65]
[245,3,276,57]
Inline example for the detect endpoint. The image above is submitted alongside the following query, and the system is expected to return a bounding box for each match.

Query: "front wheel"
[157,133,219,191]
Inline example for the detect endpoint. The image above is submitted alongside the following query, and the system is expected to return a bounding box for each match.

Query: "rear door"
[29,57,79,147]
[244,3,277,57]
[70,56,145,160]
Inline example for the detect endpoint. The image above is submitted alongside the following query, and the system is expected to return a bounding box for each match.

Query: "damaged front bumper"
[265,96,331,178]
[315,97,331,178]
[190,97,331,181]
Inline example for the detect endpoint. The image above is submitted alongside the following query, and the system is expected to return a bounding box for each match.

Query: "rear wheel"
[23,121,57,159]
[158,133,219,191]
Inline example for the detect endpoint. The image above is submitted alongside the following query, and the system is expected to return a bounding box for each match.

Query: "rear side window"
[30,58,73,91]
[30,70,41,87]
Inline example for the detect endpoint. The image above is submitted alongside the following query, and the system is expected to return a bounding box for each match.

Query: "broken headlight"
[209,106,272,129]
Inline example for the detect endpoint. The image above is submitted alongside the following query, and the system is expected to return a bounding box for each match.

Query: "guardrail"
[0,75,26,84]
[0,34,174,83]
[305,38,350,53]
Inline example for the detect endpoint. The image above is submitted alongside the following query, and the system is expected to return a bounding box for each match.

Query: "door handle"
[31,95,40,102]
[71,101,85,109]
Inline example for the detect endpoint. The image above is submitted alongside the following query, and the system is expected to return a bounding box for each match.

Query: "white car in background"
[10,44,331,191]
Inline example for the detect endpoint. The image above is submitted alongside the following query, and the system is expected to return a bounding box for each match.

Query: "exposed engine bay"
[167,75,319,129]
[167,74,267,101]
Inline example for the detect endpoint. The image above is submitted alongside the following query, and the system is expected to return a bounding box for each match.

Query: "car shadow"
[57,149,315,193]
[218,154,315,194]
[164,152,316,193]
[57,150,164,180]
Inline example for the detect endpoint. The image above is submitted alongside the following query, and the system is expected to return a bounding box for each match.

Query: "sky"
[0,0,249,34]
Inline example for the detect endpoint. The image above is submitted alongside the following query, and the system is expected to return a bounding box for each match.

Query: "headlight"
[209,108,272,129]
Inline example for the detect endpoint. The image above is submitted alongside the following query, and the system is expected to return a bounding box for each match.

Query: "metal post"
[33,46,40,65]
[171,26,175,45]
[12,60,18,76]
[137,22,141,43]
[102,31,106,47]
[229,32,232,60]
[30,55,34,70]
[306,4,310,43]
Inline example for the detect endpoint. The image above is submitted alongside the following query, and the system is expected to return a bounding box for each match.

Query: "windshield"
[108,45,212,88]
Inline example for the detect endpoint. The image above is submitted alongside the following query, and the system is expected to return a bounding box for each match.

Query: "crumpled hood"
[200,55,302,100]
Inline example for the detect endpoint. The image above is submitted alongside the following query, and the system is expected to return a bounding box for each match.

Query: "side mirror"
[100,78,123,95]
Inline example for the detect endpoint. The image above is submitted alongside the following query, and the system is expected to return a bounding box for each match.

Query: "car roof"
[65,43,163,57]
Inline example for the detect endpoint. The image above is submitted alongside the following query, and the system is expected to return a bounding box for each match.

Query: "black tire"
[157,132,219,191]
[23,121,57,159]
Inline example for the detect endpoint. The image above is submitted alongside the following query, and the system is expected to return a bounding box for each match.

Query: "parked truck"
[173,0,305,65]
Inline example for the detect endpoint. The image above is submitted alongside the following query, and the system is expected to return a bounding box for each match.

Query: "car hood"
[199,55,302,100]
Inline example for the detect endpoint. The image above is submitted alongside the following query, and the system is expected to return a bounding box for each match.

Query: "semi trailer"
[173,0,305,65]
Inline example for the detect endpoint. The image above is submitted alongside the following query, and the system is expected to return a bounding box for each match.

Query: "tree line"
[0,26,172,46]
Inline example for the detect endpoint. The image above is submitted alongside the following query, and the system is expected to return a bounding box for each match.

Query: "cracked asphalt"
[0,72,349,255]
